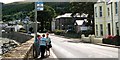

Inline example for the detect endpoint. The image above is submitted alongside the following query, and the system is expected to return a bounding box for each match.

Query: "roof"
[55,13,88,19]
[76,20,84,25]
[56,13,72,19]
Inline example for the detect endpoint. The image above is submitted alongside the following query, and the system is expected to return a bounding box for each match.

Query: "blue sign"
[36,2,44,11]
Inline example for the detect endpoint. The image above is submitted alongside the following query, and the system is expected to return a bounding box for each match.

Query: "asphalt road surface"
[50,34,118,59]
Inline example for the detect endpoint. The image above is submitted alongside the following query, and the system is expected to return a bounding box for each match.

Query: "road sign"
[36,2,44,11]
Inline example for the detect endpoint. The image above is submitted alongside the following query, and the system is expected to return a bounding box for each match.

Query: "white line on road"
[50,48,58,58]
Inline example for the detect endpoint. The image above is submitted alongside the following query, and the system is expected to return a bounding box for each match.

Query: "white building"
[94,0,119,38]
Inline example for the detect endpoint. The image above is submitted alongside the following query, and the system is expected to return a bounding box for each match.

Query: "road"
[49,34,118,59]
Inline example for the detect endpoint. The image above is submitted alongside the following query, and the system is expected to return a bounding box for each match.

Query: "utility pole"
[35,3,37,40]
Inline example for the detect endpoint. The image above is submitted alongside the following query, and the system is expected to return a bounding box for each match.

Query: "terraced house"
[94,0,119,38]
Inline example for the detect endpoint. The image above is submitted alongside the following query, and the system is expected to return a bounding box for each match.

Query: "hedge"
[102,35,120,46]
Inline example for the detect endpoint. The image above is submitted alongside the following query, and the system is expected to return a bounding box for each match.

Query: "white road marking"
[50,49,58,58]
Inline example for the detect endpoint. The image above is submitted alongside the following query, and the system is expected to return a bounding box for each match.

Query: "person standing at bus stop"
[39,34,47,58]
[34,35,41,58]
[46,33,52,56]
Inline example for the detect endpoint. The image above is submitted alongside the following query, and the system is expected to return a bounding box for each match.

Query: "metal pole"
[35,2,37,40]
[33,2,38,58]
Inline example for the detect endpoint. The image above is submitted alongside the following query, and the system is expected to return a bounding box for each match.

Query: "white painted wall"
[94,2,118,38]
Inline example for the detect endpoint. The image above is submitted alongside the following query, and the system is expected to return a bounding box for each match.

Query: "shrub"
[102,35,120,46]
[54,30,65,35]
[113,35,120,46]
[19,28,26,33]
[102,38,112,44]
[64,33,81,38]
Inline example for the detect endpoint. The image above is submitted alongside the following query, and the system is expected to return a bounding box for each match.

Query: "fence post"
[91,35,95,43]
[89,35,91,43]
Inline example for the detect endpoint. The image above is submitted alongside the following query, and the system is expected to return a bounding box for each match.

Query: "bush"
[102,38,112,44]
[19,30,27,33]
[54,29,81,38]
[64,33,81,38]
[19,28,26,33]
[66,29,76,34]
[113,35,120,46]
[102,35,120,46]
[54,30,65,35]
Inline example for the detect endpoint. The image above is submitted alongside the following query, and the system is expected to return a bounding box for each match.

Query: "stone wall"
[81,34,103,44]
[2,32,33,44]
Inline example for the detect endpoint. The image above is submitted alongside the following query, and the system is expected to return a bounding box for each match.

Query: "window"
[100,24,103,36]
[107,7,110,16]
[115,2,118,14]
[96,25,98,36]
[116,22,119,35]
[95,7,97,17]
[108,23,111,35]
[99,6,102,17]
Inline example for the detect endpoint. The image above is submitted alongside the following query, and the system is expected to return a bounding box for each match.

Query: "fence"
[81,34,103,44]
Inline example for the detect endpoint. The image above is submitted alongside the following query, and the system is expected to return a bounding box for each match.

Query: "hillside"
[2,2,34,16]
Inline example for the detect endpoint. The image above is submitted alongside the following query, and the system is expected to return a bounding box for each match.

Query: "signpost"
[35,2,43,39]
[34,2,43,58]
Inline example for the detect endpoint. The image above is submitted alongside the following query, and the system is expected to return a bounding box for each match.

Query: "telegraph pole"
[35,3,37,40]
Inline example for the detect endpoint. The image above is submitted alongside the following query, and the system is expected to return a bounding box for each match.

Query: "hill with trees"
[2,2,95,33]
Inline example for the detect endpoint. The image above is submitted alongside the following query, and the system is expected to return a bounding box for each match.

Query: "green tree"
[70,2,95,34]
[37,5,56,32]
[28,10,35,22]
